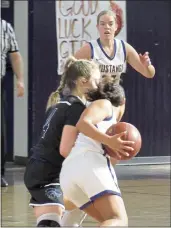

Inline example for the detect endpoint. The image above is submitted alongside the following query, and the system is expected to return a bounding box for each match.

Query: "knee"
[117,213,128,226]
[121,214,128,226]
[107,213,128,226]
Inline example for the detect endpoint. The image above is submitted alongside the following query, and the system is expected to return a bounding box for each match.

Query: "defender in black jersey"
[24,96,85,208]
[24,56,101,227]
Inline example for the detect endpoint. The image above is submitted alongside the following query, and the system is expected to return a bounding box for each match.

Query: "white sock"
[37,213,61,225]
[61,208,87,227]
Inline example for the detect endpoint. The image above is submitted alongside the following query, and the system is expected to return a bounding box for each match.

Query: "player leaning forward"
[60,78,135,227]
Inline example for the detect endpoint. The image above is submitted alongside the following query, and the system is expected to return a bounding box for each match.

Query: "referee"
[1,19,24,187]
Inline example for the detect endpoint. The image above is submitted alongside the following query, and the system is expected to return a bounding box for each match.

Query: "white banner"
[56,0,127,75]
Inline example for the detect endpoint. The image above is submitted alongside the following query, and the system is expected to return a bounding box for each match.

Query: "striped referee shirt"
[1,19,19,78]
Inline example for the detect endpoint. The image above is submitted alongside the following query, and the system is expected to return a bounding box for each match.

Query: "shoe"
[1,176,8,187]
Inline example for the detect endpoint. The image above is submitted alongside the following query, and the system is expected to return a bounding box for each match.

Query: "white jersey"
[60,105,121,209]
[68,106,118,158]
[89,38,126,83]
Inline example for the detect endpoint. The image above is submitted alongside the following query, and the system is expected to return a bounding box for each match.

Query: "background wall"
[123,0,171,157]
[1,0,170,163]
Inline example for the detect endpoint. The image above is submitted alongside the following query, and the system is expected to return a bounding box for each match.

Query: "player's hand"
[139,52,152,67]
[107,131,135,159]
[16,80,25,97]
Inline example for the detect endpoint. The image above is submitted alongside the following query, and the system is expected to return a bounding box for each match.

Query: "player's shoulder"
[45,96,85,115]
[63,95,84,106]
[114,38,125,46]
[57,96,85,112]
[88,39,97,45]
[89,99,112,110]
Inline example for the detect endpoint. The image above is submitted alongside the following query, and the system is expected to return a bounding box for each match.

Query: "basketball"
[105,122,142,160]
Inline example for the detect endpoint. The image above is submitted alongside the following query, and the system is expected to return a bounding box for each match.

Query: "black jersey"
[30,95,85,168]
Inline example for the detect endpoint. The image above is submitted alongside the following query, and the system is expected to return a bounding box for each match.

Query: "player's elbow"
[145,71,155,78]
[144,65,155,78]
[60,148,67,158]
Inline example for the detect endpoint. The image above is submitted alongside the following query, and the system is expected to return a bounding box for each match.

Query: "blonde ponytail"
[46,55,98,110]
[46,91,59,111]
[46,77,66,110]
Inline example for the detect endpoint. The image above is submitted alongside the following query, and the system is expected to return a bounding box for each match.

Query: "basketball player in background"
[74,10,155,83]
[60,79,130,226]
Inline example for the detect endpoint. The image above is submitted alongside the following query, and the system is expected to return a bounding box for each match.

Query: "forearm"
[76,120,111,146]
[10,52,24,82]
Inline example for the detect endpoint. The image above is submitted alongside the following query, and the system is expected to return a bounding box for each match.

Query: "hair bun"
[64,56,77,72]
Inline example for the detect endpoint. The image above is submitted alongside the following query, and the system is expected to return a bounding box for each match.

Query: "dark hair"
[87,78,125,107]
[46,56,99,110]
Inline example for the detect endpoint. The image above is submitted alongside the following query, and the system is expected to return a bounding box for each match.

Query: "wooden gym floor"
[1,163,170,227]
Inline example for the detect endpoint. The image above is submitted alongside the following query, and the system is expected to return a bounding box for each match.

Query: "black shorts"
[24,158,64,208]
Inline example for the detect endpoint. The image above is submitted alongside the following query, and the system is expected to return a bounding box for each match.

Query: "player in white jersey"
[88,38,126,84]
[74,10,155,82]
[60,79,135,226]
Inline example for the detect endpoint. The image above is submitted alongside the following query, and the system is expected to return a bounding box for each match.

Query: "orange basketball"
[104,122,142,160]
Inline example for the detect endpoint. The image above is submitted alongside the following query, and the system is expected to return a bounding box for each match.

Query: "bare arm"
[76,99,112,145]
[7,22,24,96]
[60,102,86,157]
[125,41,155,78]
[74,43,92,60]
[76,99,134,158]
[116,102,126,122]
[110,103,126,164]
[60,126,78,158]
[9,52,24,97]
[9,52,24,82]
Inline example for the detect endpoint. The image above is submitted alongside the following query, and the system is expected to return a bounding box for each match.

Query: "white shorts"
[60,149,121,210]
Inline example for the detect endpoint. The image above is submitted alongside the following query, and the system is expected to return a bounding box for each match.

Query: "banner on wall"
[56,0,127,74]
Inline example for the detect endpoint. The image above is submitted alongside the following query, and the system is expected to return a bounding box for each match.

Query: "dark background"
[2,0,171,160]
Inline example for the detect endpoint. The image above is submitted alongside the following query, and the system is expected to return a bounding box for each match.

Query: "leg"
[34,205,63,218]
[62,185,104,224]
[61,208,87,227]
[61,197,87,227]
[83,203,104,223]
[29,184,65,227]
[34,205,63,227]
[78,155,128,226]
[83,194,128,226]
[60,169,103,225]
[64,197,77,210]
[24,159,64,226]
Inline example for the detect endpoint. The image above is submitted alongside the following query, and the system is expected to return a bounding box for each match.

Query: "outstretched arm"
[125,41,155,78]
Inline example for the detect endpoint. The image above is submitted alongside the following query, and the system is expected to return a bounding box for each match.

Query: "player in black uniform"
[24,57,101,227]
